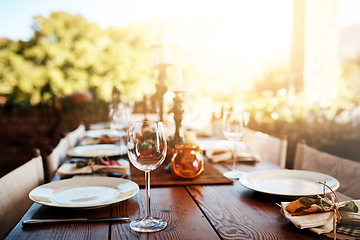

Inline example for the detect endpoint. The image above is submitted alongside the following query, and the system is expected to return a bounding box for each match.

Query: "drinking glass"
[222,108,248,179]
[127,121,167,232]
[110,103,130,155]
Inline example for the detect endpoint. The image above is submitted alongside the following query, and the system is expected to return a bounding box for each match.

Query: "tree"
[0,12,154,106]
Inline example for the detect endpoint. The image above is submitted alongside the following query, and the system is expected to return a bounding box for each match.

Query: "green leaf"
[339,201,359,213]
[299,197,314,208]
[314,198,331,207]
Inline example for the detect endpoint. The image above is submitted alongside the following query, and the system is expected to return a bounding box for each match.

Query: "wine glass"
[222,107,248,179]
[127,121,168,232]
[110,103,130,155]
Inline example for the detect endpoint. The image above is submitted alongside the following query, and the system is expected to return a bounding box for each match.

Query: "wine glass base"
[130,216,167,232]
[223,170,246,180]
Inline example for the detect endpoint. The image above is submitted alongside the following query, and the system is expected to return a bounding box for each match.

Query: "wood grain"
[110,186,220,239]
[186,181,334,240]
[130,161,233,187]
[6,203,111,240]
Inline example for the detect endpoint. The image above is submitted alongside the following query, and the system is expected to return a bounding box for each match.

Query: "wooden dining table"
[6,149,351,240]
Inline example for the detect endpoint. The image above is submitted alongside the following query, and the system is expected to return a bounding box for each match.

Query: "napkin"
[56,159,130,178]
[281,200,360,238]
[199,139,260,163]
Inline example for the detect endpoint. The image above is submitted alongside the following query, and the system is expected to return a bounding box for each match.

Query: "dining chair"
[44,137,69,182]
[66,123,85,148]
[0,149,44,239]
[294,139,360,199]
[243,128,288,168]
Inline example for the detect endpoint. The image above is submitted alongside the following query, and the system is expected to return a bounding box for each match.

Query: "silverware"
[22,217,129,227]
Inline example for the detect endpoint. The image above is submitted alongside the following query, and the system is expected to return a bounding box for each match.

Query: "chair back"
[294,140,360,199]
[44,137,69,182]
[243,128,287,168]
[0,152,44,239]
[66,124,85,148]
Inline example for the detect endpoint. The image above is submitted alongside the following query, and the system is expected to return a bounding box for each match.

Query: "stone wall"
[0,105,109,177]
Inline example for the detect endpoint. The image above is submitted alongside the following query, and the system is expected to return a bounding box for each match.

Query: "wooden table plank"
[187,181,335,240]
[130,161,233,187]
[186,161,353,240]
[6,203,111,240]
[111,186,220,239]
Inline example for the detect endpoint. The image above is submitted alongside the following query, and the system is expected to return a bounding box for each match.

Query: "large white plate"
[89,122,111,130]
[85,129,118,138]
[240,169,340,197]
[67,144,122,157]
[29,177,139,208]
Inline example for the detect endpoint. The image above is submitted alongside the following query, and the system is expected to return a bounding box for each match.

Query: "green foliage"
[0,12,154,106]
[243,91,360,167]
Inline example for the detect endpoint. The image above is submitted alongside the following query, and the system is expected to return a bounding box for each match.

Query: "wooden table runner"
[130,161,233,187]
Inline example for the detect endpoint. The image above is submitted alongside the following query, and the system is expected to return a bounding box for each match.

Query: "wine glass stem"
[232,140,237,171]
[145,170,151,218]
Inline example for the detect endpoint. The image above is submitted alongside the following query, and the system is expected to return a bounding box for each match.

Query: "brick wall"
[0,105,109,177]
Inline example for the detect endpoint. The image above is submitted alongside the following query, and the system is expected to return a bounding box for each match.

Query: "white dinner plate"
[67,144,122,157]
[85,129,119,138]
[89,122,111,130]
[29,177,139,208]
[240,169,340,197]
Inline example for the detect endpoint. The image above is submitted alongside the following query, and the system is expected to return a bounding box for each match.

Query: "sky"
[1,0,360,93]
[1,0,360,42]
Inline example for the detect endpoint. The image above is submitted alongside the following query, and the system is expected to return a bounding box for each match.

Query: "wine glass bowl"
[127,121,167,232]
[222,108,248,179]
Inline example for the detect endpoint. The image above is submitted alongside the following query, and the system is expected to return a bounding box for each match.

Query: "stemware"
[222,107,248,179]
[110,103,130,155]
[127,121,167,232]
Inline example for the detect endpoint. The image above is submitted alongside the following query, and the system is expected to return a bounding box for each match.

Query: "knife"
[22,217,129,227]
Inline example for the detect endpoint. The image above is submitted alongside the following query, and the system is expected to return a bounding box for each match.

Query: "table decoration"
[199,139,260,163]
[281,182,360,239]
[130,161,232,186]
[56,157,130,178]
[170,144,204,179]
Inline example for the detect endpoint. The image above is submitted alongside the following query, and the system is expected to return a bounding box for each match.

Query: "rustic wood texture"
[6,203,111,240]
[6,158,352,240]
[187,182,330,240]
[130,161,233,187]
[111,186,219,239]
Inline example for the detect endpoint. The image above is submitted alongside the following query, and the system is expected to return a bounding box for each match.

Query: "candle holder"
[154,64,169,122]
[172,90,186,145]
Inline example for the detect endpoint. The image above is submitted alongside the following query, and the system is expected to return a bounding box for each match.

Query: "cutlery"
[22,217,129,227]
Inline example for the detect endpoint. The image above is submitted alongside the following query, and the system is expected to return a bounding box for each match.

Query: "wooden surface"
[130,161,233,187]
[6,159,351,240]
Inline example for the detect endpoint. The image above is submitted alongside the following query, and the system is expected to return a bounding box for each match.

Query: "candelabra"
[172,90,186,144]
[154,64,168,122]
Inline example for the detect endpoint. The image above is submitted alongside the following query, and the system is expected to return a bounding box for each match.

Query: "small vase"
[171,144,204,179]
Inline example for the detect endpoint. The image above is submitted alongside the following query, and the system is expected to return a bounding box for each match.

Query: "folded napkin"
[281,200,360,238]
[57,159,130,178]
[199,139,260,163]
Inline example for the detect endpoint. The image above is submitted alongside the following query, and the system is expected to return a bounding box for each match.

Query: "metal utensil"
[22,217,129,227]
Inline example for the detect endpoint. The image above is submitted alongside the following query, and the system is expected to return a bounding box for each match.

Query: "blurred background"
[1,0,360,175]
